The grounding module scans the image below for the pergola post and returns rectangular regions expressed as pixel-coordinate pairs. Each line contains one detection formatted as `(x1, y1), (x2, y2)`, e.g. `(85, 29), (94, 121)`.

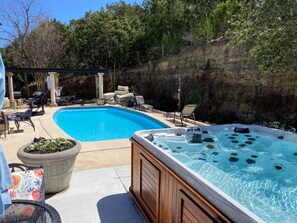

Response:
(98, 73), (104, 99)
(95, 75), (99, 98)
(49, 72), (58, 107)
(7, 72), (16, 108)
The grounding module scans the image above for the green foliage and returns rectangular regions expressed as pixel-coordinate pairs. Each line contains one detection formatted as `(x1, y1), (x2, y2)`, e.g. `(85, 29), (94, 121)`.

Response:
(3, 0), (295, 76)
(187, 86), (208, 104)
(231, 0), (297, 73)
(67, 2), (145, 69)
(145, 0), (199, 56)
(210, 0), (241, 38)
(24, 137), (74, 154)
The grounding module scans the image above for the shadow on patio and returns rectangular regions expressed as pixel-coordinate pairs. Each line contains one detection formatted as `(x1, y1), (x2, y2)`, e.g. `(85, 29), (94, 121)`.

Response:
(97, 193), (145, 223)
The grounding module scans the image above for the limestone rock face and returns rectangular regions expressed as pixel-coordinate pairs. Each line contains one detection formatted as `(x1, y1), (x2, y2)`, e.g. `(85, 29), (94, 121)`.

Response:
(117, 42), (297, 127)
(115, 93), (134, 103)
(103, 92), (115, 99)
(118, 86), (129, 91)
(114, 90), (129, 95)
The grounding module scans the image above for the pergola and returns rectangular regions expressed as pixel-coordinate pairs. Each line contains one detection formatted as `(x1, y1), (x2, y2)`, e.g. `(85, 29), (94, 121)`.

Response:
(5, 68), (108, 108)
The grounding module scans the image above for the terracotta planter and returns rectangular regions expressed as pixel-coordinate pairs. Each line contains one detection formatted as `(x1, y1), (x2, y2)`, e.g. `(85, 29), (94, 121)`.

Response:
(17, 139), (81, 194)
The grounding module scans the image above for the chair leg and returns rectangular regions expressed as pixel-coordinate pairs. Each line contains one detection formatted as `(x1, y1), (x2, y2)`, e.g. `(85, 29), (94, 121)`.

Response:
(14, 121), (20, 131)
(30, 119), (35, 131)
(3, 127), (6, 138)
(180, 114), (184, 127)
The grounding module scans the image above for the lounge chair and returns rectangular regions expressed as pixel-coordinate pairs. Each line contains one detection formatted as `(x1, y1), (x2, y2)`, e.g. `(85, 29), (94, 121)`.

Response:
(167, 104), (197, 126)
(14, 108), (35, 131)
(29, 90), (48, 116)
(135, 96), (153, 111)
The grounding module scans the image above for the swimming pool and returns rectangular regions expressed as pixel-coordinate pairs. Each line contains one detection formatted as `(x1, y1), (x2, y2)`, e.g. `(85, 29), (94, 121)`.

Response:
(132, 124), (297, 223)
(53, 106), (168, 142)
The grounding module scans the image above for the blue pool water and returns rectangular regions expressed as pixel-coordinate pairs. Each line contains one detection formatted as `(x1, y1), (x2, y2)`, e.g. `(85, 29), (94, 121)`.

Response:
(152, 128), (297, 223)
(54, 107), (168, 142)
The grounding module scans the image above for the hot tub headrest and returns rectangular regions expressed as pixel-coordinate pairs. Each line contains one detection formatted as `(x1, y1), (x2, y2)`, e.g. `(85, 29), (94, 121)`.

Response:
(145, 134), (154, 142)
(234, 127), (250, 134)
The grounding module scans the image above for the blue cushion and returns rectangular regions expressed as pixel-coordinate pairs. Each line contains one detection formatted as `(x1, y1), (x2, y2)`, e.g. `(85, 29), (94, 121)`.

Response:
(21, 109), (31, 119)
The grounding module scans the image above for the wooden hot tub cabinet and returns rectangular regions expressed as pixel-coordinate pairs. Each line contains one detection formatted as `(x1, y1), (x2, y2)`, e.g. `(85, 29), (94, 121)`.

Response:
(130, 138), (233, 223)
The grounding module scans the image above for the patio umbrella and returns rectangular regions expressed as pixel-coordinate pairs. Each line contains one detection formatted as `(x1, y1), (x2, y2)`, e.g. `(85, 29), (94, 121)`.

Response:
(0, 54), (5, 110)
(46, 75), (52, 90)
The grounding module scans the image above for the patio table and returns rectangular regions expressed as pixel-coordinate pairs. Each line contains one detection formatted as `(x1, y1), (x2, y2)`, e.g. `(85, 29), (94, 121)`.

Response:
(0, 200), (62, 223)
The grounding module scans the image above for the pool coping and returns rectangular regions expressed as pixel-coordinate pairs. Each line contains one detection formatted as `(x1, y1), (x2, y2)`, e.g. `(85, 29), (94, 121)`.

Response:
(40, 105), (176, 149)
(40, 105), (179, 170)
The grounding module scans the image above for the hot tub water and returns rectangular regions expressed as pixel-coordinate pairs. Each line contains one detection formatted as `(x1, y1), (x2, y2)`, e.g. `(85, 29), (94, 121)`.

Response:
(148, 126), (297, 223)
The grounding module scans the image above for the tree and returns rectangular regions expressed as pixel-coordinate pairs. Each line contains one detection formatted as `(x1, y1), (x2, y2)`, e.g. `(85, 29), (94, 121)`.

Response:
(21, 21), (66, 90)
(209, 0), (241, 38)
(0, 0), (46, 95)
(0, 0), (45, 48)
(68, 2), (145, 69)
(231, 0), (297, 73)
(1, 0), (66, 92)
(144, 0), (187, 56)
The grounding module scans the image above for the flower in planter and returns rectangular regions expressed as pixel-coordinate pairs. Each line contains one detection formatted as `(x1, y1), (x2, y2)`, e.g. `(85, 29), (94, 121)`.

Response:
(24, 137), (74, 154)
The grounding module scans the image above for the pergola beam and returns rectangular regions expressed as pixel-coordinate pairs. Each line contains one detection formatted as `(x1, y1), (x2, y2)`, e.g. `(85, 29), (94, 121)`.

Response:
(6, 68), (107, 74)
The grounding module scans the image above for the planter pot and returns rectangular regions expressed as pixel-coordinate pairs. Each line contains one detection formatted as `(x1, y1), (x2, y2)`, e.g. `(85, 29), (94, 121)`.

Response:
(17, 139), (81, 194)
(127, 102), (134, 107)
(97, 99), (105, 105)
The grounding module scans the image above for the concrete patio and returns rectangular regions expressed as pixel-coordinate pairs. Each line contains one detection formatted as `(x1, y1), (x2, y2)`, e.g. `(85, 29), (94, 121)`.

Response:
(46, 166), (145, 223)
(0, 105), (201, 222)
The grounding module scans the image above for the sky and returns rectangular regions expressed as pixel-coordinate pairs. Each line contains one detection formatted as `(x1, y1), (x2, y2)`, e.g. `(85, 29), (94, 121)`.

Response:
(40, 0), (143, 24)
(0, 0), (143, 47)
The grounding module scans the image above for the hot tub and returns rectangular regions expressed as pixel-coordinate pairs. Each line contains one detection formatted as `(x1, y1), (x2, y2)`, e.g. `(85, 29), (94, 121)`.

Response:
(130, 124), (297, 223)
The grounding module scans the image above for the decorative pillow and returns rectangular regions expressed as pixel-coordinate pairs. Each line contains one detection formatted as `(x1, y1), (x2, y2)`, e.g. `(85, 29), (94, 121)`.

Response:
(8, 169), (44, 201)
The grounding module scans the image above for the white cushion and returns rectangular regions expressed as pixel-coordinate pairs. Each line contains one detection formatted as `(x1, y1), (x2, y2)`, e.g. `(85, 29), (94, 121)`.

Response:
(118, 86), (129, 91)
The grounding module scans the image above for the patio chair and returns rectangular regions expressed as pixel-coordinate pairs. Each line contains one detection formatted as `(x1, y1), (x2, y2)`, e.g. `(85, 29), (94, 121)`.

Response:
(14, 108), (35, 131)
(8, 163), (45, 202)
(0, 111), (9, 137)
(167, 104), (197, 126)
(135, 95), (153, 111)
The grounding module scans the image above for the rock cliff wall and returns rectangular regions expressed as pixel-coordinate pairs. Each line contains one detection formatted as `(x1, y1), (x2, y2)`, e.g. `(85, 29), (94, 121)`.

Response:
(116, 41), (297, 126)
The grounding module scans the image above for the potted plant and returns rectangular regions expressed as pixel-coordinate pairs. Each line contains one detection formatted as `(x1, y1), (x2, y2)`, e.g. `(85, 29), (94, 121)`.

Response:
(17, 137), (81, 194)
(97, 98), (105, 105)
(127, 97), (135, 107)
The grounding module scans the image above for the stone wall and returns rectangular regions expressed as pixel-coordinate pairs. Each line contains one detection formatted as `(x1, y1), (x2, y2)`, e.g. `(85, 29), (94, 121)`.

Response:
(116, 41), (297, 127)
